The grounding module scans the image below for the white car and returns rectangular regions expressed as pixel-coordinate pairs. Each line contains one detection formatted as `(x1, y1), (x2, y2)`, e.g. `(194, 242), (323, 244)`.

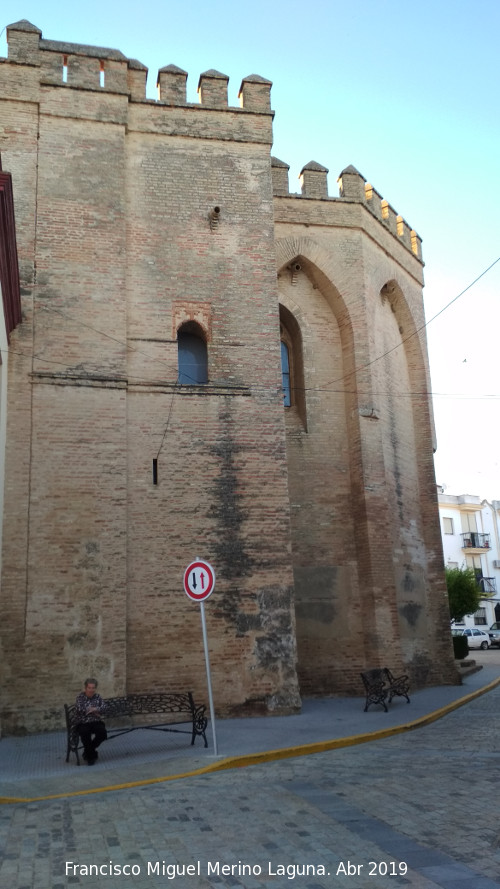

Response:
(451, 627), (491, 650)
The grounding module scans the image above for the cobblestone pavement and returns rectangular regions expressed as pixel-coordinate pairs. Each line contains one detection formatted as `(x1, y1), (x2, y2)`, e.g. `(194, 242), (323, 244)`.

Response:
(1, 683), (499, 889)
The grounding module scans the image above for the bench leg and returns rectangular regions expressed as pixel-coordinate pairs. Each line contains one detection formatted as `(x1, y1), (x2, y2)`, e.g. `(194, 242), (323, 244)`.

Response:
(364, 697), (388, 713)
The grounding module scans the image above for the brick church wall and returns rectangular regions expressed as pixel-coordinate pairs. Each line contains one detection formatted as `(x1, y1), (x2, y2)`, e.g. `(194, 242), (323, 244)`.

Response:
(0, 21), (457, 733)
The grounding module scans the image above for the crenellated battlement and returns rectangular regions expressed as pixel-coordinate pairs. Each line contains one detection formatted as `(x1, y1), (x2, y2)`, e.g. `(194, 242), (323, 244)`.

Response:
(271, 157), (422, 260)
(3, 20), (272, 112)
(2, 20), (421, 261)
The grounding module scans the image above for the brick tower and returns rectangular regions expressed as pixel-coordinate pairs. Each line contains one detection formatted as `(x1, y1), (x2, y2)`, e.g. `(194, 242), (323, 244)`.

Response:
(0, 21), (457, 733)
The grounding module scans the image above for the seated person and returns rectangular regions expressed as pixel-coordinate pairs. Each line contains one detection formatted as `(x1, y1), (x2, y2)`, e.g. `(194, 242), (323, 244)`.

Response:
(74, 677), (107, 765)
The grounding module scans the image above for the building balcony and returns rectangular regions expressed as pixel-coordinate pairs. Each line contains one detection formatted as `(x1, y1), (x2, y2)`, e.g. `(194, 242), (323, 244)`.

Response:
(478, 576), (497, 594)
(461, 532), (491, 549)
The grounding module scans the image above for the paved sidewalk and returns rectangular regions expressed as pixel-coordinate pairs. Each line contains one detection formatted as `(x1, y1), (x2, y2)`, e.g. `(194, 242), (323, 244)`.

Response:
(1, 664), (500, 889)
(1, 663), (499, 803)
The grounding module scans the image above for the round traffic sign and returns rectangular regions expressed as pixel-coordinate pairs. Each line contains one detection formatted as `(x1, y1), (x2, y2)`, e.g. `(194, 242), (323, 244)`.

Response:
(183, 560), (215, 601)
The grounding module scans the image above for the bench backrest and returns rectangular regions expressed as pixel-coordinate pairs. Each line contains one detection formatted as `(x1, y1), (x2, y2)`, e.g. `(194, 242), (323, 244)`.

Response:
(105, 692), (195, 718)
(360, 668), (388, 690)
(65, 691), (197, 728)
(383, 668), (399, 684)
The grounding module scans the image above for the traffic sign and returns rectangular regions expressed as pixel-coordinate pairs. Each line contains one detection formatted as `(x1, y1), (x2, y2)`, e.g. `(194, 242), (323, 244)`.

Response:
(182, 558), (218, 753)
(183, 560), (215, 601)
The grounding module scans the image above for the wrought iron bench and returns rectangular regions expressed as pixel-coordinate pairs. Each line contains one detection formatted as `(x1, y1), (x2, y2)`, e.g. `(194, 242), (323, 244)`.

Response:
(360, 668), (411, 712)
(65, 691), (208, 765)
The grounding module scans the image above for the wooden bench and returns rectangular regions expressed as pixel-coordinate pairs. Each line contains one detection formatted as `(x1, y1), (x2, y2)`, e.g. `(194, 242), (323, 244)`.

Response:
(360, 668), (410, 712)
(65, 691), (208, 765)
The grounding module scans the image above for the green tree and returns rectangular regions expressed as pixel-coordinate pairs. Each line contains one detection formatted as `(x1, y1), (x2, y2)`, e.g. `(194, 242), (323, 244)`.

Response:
(445, 566), (482, 623)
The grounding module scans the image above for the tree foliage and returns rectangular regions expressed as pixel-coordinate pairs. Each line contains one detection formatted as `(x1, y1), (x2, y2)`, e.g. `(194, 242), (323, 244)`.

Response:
(445, 566), (482, 623)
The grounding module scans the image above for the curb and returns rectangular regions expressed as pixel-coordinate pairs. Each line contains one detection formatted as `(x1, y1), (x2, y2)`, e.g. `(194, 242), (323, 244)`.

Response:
(2, 675), (499, 806)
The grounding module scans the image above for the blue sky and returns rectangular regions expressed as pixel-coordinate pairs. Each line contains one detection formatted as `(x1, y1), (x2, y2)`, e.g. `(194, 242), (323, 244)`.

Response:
(2, 0), (499, 498)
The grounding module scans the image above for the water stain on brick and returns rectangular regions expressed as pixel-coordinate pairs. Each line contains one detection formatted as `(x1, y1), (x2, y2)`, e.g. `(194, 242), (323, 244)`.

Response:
(294, 566), (339, 624)
(206, 408), (296, 680)
(67, 631), (89, 646)
(235, 612), (261, 635)
(254, 626), (295, 670)
(208, 403), (254, 626)
(254, 585), (296, 669)
(73, 540), (108, 604)
(208, 407), (251, 574)
(399, 601), (422, 627)
(407, 652), (432, 687)
(403, 570), (416, 593)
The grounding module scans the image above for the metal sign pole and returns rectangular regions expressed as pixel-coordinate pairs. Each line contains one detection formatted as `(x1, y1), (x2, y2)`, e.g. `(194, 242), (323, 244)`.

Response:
(199, 600), (218, 755)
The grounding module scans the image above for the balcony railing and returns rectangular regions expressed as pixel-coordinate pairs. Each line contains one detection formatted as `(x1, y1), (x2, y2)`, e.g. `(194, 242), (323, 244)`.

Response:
(461, 532), (491, 549)
(478, 576), (497, 594)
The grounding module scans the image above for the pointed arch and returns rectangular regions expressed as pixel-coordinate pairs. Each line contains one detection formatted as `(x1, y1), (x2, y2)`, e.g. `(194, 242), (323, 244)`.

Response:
(275, 236), (356, 388)
(378, 278), (435, 449)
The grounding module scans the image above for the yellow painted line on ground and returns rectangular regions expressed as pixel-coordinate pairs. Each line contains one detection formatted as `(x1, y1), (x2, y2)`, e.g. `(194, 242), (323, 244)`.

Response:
(2, 675), (499, 806)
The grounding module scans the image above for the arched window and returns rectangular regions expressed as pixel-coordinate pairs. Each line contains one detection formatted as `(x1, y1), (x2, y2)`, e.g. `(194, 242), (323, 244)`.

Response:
(279, 306), (307, 428)
(281, 340), (291, 406)
(177, 323), (208, 384)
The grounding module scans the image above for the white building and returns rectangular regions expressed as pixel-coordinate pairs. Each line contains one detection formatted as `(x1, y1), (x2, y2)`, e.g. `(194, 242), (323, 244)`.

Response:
(438, 489), (500, 629)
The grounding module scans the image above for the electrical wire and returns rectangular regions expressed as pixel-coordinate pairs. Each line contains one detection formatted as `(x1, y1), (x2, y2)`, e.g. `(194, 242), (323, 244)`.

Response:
(6, 336), (499, 400)
(313, 255), (500, 392)
(4, 255), (499, 400)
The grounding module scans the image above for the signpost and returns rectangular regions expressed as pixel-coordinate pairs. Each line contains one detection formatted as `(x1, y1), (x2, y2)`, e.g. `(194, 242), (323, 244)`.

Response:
(183, 559), (218, 754)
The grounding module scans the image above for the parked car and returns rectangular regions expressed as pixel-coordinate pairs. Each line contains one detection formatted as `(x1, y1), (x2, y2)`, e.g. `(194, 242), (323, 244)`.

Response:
(451, 627), (491, 650)
(488, 622), (500, 647)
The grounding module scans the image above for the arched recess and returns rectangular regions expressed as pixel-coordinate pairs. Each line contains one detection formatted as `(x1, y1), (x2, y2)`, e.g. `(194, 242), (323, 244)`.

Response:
(277, 248), (357, 399)
(378, 278), (436, 449)
(375, 278), (441, 674)
(276, 237), (355, 354)
(275, 239), (366, 695)
(177, 320), (208, 385)
(276, 239), (362, 537)
(378, 277), (435, 492)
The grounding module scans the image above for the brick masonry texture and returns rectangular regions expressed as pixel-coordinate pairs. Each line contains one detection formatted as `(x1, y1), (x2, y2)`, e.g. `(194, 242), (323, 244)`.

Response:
(0, 21), (457, 733)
